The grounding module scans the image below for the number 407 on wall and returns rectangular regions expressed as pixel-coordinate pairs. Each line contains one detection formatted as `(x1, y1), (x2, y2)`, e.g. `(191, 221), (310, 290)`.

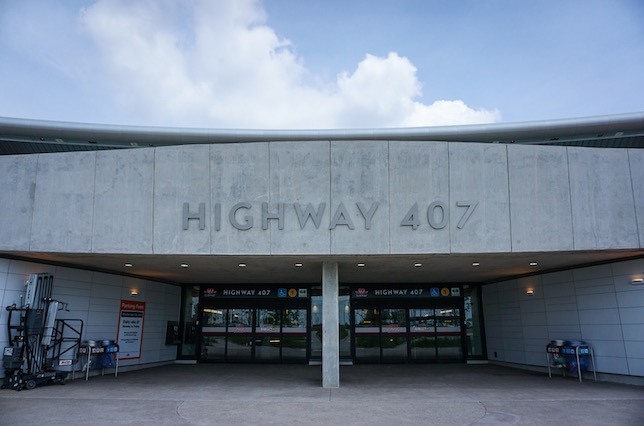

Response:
(400, 201), (478, 230)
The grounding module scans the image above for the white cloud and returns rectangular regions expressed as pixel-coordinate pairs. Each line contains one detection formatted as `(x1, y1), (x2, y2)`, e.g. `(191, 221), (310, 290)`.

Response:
(76, 0), (499, 128)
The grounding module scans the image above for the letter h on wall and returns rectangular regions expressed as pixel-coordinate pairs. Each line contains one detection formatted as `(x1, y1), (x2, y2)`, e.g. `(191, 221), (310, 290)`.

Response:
(183, 202), (206, 230)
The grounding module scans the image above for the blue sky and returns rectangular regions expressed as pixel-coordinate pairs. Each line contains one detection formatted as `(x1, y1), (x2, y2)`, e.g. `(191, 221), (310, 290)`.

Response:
(1, 0), (643, 129)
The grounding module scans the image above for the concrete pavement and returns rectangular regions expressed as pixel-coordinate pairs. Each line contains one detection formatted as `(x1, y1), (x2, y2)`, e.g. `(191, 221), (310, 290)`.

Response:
(1, 363), (643, 425)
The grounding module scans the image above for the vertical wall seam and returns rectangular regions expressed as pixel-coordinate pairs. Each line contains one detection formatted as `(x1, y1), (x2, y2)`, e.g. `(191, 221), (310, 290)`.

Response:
(151, 148), (156, 254)
(387, 140), (391, 255)
(208, 144), (212, 254)
(268, 142), (272, 255)
(328, 140), (332, 255)
(447, 143), (452, 254)
(28, 154), (41, 252)
(611, 263), (631, 375)
(90, 151), (98, 253)
(626, 149), (642, 248)
(505, 145), (513, 252)
(566, 147), (576, 250)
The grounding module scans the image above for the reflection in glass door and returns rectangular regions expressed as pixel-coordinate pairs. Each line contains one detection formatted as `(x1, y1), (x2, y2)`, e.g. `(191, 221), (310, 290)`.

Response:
(354, 308), (380, 362)
(353, 305), (464, 363)
(254, 309), (281, 361)
(200, 307), (308, 363)
(410, 309), (436, 362)
(282, 309), (307, 362)
(381, 308), (407, 362)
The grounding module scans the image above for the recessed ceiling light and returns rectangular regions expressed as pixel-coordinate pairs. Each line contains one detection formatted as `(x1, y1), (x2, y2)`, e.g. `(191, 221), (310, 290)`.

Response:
(295, 263), (303, 267)
(472, 262), (480, 267)
(414, 263), (422, 267)
(239, 263), (246, 267)
(357, 263), (365, 267)
(124, 263), (133, 267)
(180, 264), (189, 268)
(530, 262), (538, 266)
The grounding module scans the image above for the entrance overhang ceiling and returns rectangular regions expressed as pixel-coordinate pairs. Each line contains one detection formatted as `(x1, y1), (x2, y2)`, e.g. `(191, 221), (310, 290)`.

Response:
(3, 250), (642, 286)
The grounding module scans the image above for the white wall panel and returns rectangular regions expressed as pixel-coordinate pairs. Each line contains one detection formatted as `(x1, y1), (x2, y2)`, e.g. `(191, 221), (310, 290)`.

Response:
(484, 258), (644, 377)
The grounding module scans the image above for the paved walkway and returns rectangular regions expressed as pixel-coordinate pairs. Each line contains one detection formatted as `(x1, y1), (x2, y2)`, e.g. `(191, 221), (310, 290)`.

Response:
(1, 363), (643, 425)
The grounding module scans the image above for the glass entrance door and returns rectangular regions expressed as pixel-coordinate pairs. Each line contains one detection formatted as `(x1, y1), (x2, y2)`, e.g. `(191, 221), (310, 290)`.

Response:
(200, 307), (308, 363)
(353, 304), (464, 363)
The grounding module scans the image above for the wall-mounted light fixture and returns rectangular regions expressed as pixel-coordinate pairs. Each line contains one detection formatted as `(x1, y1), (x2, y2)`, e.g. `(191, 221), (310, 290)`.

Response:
(526, 289), (534, 296)
(130, 289), (139, 296)
(632, 278), (644, 285)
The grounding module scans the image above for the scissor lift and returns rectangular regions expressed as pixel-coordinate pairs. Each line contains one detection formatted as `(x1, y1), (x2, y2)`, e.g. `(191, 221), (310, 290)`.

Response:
(2, 273), (83, 391)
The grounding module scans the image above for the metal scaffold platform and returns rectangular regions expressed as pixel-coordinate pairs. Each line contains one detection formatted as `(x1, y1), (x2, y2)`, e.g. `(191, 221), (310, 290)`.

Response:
(2, 273), (83, 391)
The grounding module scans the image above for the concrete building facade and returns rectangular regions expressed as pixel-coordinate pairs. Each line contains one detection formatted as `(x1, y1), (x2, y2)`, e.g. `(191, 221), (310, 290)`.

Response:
(1, 114), (643, 387)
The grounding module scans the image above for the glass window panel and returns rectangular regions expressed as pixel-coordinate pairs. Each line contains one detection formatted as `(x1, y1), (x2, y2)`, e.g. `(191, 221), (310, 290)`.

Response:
(410, 308), (435, 333)
(254, 336), (281, 360)
(226, 335), (253, 360)
(381, 308), (406, 333)
(310, 296), (322, 361)
(355, 308), (380, 333)
(200, 335), (225, 360)
(180, 286), (199, 357)
(282, 335), (307, 361)
(228, 309), (252, 333)
(339, 295), (351, 360)
(437, 336), (463, 360)
(282, 309), (307, 333)
(410, 336), (437, 361)
(202, 308), (227, 333)
(381, 336), (407, 361)
(436, 308), (461, 333)
(464, 288), (484, 358)
(256, 309), (281, 333)
(355, 335), (380, 362)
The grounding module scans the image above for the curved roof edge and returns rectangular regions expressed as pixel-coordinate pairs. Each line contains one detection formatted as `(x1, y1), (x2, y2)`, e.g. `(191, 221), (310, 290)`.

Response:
(1, 112), (644, 154)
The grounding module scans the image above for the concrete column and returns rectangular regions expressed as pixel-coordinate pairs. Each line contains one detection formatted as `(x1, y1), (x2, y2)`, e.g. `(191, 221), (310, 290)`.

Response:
(322, 261), (340, 388)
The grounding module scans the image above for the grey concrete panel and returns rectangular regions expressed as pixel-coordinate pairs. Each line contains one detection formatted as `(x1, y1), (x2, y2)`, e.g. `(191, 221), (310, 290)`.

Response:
(568, 147), (639, 249)
(330, 141), (389, 254)
(154, 145), (211, 254)
(322, 262), (339, 388)
(268, 142), (331, 254)
(507, 145), (573, 252)
(30, 152), (96, 252)
(628, 149), (644, 247)
(210, 143), (270, 254)
(448, 143), (511, 253)
(389, 141), (449, 253)
(0, 155), (37, 250)
(93, 149), (154, 253)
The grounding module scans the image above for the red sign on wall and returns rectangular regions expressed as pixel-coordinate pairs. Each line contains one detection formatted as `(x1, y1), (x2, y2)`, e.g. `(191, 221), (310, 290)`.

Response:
(116, 300), (146, 360)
